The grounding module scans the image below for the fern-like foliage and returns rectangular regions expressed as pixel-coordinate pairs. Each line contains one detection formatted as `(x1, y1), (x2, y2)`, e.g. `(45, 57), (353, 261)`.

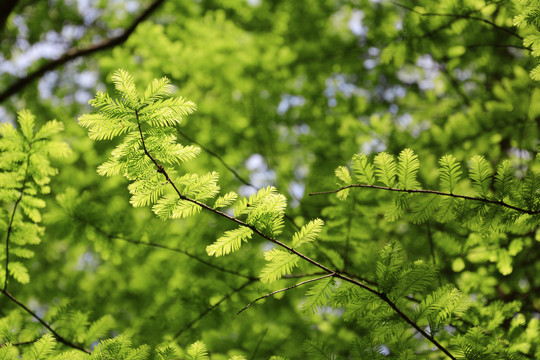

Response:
(291, 219), (324, 248)
(469, 155), (493, 197)
(206, 227), (253, 257)
(259, 249), (299, 283)
(0, 110), (69, 287)
(186, 341), (209, 360)
(414, 284), (470, 333)
(374, 152), (397, 187)
(330, 150), (540, 231)
(439, 154), (462, 193)
(351, 153), (375, 185)
(397, 148), (420, 190)
(82, 72), (327, 292)
(301, 276), (336, 313)
(514, 1), (540, 81)
(303, 339), (337, 360)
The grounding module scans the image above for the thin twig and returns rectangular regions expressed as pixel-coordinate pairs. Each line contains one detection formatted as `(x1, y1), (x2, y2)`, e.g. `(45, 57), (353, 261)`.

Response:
(0, 0), (165, 103)
(237, 274), (335, 315)
(173, 279), (255, 339)
(0, 290), (91, 353)
(177, 128), (301, 232)
(177, 129), (255, 188)
(73, 214), (255, 280)
(4, 155), (30, 291)
(309, 184), (539, 215)
(0, 338), (39, 348)
(391, 1), (524, 42)
(283, 272), (327, 279)
(250, 328), (268, 360)
(135, 114), (457, 359)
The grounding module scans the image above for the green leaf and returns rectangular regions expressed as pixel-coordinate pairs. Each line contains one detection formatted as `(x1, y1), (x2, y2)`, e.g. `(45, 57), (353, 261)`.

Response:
(391, 260), (437, 299)
(139, 97), (197, 127)
(531, 63), (540, 81)
(29, 334), (56, 360)
(152, 194), (202, 219)
(142, 76), (174, 104)
(376, 242), (404, 293)
(8, 262), (30, 284)
(186, 341), (209, 360)
(303, 339), (336, 360)
(17, 109), (35, 142)
(469, 155), (493, 197)
(260, 249), (299, 283)
(0, 343), (18, 360)
(34, 120), (64, 141)
(111, 69), (140, 108)
(436, 197), (459, 222)
(213, 191), (238, 209)
(155, 347), (178, 360)
(374, 152), (397, 187)
(351, 154), (375, 185)
(206, 226), (253, 257)
(397, 148), (420, 189)
(128, 176), (167, 207)
(411, 194), (440, 224)
(291, 219), (324, 248)
(85, 315), (115, 344)
(301, 277), (335, 313)
(494, 160), (515, 200)
(335, 166), (352, 185)
(439, 155), (462, 193)
(415, 285), (470, 328)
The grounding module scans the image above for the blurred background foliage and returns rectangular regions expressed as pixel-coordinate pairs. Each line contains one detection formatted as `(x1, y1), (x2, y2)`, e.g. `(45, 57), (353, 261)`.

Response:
(0, 0), (539, 358)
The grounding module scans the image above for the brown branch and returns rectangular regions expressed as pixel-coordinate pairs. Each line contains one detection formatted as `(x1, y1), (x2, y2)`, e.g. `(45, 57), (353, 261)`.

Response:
(173, 279), (255, 339)
(237, 274), (335, 315)
(0, 290), (91, 353)
(309, 184), (539, 215)
(135, 114), (457, 359)
(0, 0), (165, 104)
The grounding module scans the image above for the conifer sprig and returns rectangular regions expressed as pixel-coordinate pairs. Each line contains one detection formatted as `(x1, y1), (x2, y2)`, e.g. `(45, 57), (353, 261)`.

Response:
(310, 183), (538, 214)
(0, 110), (70, 289)
(81, 71), (459, 359)
(312, 150), (540, 217)
(0, 290), (91, 354)
(237, 273), (335, 314)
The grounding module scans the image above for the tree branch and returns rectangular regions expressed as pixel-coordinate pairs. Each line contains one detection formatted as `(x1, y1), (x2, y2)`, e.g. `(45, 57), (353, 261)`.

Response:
(238, 274), (335, 315)
(0, 290), (91, 353)
(0, 0), (165, 104)
(135, 113), (457, 359)
(309, 184), (539, 215)
(177, 128), (302, 232)
(0, 339), (38, 348)
(391, 1), (525, 42)
(173, 279), (255, 339)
